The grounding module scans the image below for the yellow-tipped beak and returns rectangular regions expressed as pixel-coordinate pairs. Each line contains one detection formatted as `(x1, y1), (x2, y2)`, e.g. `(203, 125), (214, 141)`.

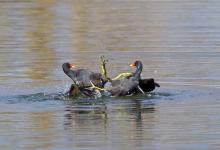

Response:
(70, 64), (76, 68)
(129, 63), (135, 68)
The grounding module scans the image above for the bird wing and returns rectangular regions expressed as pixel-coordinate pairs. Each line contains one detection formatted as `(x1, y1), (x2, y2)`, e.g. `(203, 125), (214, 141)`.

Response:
(105, 77), (139, 96)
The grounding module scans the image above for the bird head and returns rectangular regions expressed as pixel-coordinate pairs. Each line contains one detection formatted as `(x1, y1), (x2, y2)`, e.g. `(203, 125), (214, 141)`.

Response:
(67, 63), (75, 69)
(129, 60), (142, 68)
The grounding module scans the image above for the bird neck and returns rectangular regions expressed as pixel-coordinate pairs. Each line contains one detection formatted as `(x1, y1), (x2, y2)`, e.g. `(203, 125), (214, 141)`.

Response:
(134, 64), (142, 79)
(63, 65), (70, 74)
(63, 64), (76, 77)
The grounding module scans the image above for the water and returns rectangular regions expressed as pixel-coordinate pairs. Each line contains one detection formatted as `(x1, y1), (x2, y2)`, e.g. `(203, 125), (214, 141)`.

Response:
(0, 0), (220, 149)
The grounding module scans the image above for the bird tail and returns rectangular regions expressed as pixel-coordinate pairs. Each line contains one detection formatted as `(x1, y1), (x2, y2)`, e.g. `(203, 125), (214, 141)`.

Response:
(154, 82), (160, 87)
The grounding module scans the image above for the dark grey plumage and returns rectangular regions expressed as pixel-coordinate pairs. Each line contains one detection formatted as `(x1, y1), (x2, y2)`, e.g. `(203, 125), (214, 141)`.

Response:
(62, 62), (106, 88)
(139, 78), (160, 92)
(104, 61), (143, 96)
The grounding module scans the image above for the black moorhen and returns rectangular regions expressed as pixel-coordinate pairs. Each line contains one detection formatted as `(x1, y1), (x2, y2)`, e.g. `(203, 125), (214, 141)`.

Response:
(62, 62), (106, 88)
(65, 84), (101, 98)
(139, 78), (160, 93)
(104, 60), (143, 96)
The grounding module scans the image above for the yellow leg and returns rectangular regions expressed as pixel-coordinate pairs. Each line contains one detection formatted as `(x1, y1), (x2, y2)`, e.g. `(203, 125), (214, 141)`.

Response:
(90, 81), (106, 91)
(112, 72), (132, 80)
(100, 56), (108, 79)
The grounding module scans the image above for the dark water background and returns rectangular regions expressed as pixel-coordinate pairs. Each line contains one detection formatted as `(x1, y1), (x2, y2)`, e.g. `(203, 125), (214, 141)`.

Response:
(0, 0), (220, 149)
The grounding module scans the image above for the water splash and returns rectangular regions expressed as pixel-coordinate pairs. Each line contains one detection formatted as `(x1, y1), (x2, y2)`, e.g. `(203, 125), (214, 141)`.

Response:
(0, 84), (177, 106)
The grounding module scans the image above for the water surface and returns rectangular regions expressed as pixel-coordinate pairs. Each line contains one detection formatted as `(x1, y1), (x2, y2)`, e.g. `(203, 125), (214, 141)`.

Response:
(0, 0), (220, 150)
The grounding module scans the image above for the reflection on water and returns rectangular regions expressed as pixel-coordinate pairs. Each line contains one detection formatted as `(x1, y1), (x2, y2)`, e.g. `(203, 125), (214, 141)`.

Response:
(25, 1), (55, 81)
(61, 96), (156, 149)
(0, 0), (220, 150)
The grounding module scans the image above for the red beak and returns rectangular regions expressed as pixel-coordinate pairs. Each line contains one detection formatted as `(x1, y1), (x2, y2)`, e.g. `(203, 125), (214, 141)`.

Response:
(129, 63), (135, 68)
(70, 64), (76, 69)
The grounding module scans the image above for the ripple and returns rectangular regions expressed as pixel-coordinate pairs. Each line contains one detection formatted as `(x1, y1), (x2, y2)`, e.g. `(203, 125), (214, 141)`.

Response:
(0, 89), (176, 105)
